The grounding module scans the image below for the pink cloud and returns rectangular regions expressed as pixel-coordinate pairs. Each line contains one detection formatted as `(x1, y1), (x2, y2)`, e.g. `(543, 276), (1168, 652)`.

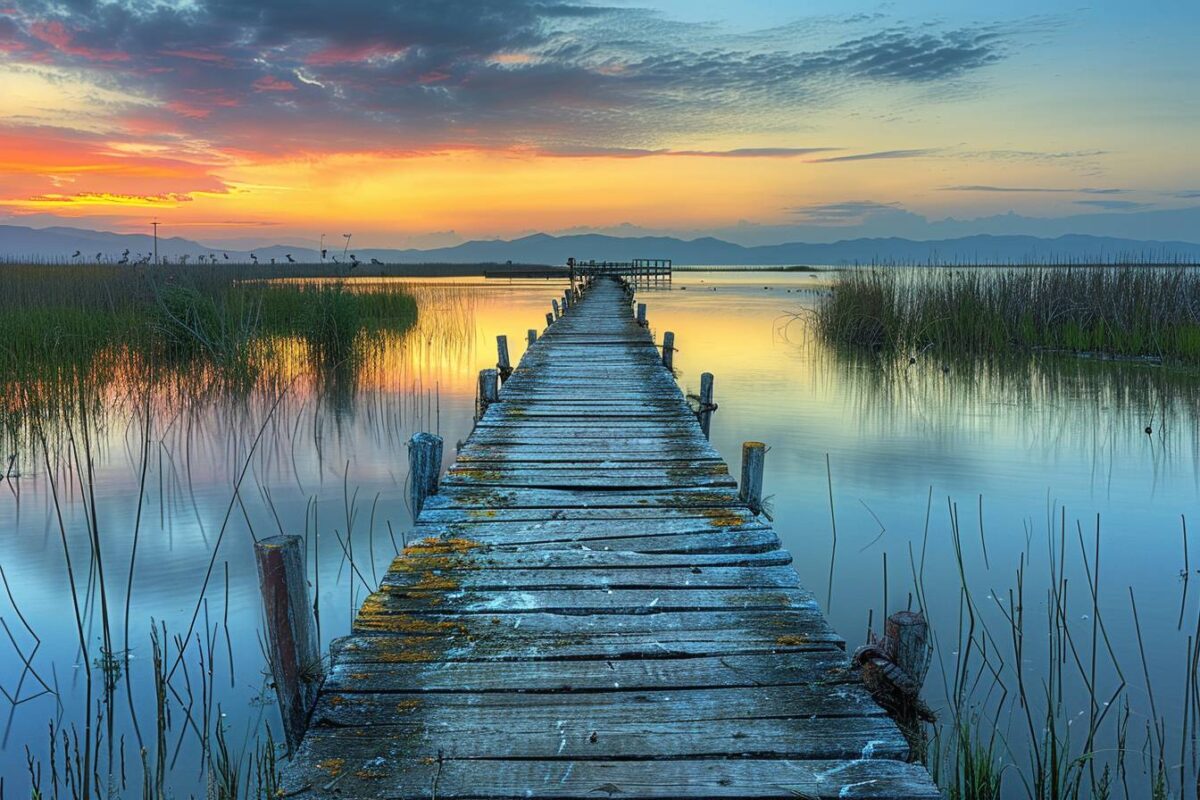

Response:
(253, 75), (297, 92)
(28, 20), (129, 62)
(304, 42), (404, 66)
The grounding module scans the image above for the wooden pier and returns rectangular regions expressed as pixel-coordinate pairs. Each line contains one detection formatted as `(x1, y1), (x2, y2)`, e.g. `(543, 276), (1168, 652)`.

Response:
(570, 258), (672, 289)
(279, 277), (938, 798)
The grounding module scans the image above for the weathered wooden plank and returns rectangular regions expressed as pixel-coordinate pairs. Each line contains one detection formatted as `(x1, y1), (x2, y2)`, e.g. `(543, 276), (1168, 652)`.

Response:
(381, 565), (802, 591)
(359, 586), (814, 616)
(391, 547), (792, 570)
(422, 486), (745, 510)
(310, 683), (891, 727)
(293, 715), (910, 761)
(282, 757), (939, 799)
(323, 650), (853, 692)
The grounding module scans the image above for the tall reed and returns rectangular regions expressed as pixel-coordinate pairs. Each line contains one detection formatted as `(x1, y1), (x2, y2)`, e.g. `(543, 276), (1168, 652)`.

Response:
(813, 266), (1200, 364)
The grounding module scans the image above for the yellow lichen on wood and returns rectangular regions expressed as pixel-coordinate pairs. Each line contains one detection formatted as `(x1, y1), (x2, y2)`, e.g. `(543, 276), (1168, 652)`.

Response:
(318, 758), (345, 776)
(776, 634), (810, 646)
(701, 507), (746, 527)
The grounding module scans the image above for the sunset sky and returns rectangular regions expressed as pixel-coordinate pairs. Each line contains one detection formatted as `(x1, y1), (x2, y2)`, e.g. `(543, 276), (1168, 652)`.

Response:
(1, 0), (1197, 248)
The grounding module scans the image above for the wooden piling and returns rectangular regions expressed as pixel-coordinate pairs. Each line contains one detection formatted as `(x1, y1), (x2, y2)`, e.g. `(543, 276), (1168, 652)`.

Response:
(254, 535), (322, 755)
(739, 441), (766, 515)
(698, 372), (715, 439)
(407, 432), (443, 517)
(662, 331), (675, 371)
(545, 311), (554, 328)
(497, 335), (512, 382)
(527, 329), (538, 345)
(552, 299), (561, 319)
(636, 302), (647, 327)
(477, 368), (499, 421)
(853, 610), (935, 752)
(885, 611), (932, 689)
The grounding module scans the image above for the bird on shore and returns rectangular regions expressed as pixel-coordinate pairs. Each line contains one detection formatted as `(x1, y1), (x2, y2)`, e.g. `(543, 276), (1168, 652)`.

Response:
(95, 252), (103, 262)
(71, 250), (81, 259)
(223, 252), (229, 260)
(286, 254), (295, 263)
(350, 253), (359, 266)
(250, 253), (258, 264)
(370, 258), (383, 265)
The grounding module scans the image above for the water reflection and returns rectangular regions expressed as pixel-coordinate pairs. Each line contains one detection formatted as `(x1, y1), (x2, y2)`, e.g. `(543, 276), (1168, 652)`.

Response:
(0, 272), (1195, 797)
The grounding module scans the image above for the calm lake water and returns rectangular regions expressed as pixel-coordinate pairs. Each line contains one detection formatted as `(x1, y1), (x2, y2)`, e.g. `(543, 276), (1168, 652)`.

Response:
(1, 271), (1195, 795)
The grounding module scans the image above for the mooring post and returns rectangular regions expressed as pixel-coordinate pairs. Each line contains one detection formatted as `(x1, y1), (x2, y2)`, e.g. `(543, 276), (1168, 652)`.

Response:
(254, 535), (322, 755)
(563, 290), (571, 311)
(407, 432), (443, 517)
(662, 331), (675, 371)
(476, 368), (499, 421)
(886, 611), (932, 688)
(698, 372), (715, 439)
(636, 302), (647, 327)
(545, 311), (554, 328)
(552, 299), (561, 319)
(739, 441), (765, 515)
(852, 609), (935, 751)
(497, 335), (512, 382)
(527, 329), (537, 346)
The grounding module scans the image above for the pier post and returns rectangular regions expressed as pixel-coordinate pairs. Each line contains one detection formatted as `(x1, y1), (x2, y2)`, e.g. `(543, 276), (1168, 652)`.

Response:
(254, 535), (322, 755)
(497, 335), (512, 382)
(527, 329), (538, 345)
(662, 331), (675, 371)
(636, 303), (647, 327)
(545, 312), (554, 328)
(698, 372), (715, 439)
(886, 611), (932, 689)
(477, 368), (499, 421)
(739, 441), (766, 515)
(408, 432), (443, 517)
(552, 299), (561, 319)
(563, 290), (572, 312)
(853, 610), (934, 751)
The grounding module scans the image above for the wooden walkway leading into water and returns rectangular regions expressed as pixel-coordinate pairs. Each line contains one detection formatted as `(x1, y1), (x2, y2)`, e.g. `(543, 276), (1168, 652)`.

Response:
(281, 277), (938, 798)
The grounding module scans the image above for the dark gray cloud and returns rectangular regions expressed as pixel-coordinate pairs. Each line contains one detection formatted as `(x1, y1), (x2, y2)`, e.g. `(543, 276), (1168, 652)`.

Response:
(788, 200), (905, 222)
(2, 2), (1027, 155)
(943, 185), (1126, 194)
(811, 149), (939, 163)
(1075, 200), (1153, 211)
(540, 146), (840, 158)
(811, 28), (1004, 82)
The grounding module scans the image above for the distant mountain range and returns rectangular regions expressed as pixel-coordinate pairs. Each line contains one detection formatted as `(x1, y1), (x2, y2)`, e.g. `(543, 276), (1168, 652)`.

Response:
(2, 224), (1199, 266)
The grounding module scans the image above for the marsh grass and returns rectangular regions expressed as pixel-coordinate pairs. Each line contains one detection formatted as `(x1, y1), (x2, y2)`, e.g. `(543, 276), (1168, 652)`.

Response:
(0, 264), (417, 450)
(0, 264), (417, 376)
(814, 266), (1200, 364)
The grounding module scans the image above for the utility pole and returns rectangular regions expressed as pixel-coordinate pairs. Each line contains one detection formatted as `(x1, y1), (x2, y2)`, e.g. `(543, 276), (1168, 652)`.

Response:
(152, 220), (159, 265)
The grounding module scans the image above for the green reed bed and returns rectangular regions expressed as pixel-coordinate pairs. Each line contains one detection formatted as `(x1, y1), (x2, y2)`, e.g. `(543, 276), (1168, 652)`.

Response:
(0, 264), (417, 373)
(814, 266), (1200, 364)
(0, 264), (418, 451)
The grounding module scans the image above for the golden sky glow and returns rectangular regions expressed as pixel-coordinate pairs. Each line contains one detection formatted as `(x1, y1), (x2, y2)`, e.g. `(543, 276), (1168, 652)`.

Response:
(0, 1), (1196, 247)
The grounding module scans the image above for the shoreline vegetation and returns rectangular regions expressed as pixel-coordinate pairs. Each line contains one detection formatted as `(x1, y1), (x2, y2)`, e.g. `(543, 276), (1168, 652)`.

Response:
(812, 266), (1200, 366)
(0, 263), (418, 373)
(0, 263), (419, 449)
